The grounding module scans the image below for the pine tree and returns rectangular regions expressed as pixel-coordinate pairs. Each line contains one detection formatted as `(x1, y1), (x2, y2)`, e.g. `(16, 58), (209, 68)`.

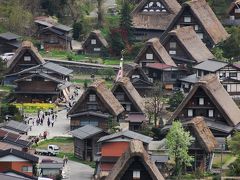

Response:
(119, 1), (134, 44)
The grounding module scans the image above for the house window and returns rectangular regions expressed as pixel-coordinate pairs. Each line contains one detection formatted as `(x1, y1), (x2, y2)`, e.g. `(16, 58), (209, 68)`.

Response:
(132, 75), (140, 79)
(169, 50), (176, 55)
(91, 39), (96, 45)
(24, 56), (31, 61)
(170, 42), (176, 49)
(133, 170), (140, 179)
(197, 33), (204, 39)
(229, 72), (237, 77)
(184, 16), (191, 23)
(126, 104), (131, 111)
(194, 25), (199, 31)
(153, 72), (157, 78)
(208, 110), (214, 117)
(22, 166), (32, 172)
(188, 109), (193, 117)
(89, 94), (96, 102)
(199, 98), (204, 105)
(146, 53), (153, 60)
(94, 48), (101, 52)
(88, 105), (97, 110)
(80, 120), (98, 126)
(116, 94), (124, 101)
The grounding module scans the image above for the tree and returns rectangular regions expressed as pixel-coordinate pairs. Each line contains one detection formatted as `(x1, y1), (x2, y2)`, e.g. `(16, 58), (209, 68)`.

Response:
(145, 82), (165, 127)
(0, 60), (6, 84)
(97, 0), (104, 28)
(119, 1), (134, 45)
(228, 132), (240, 176)
(72, 22), (83, 40)
(218, 26), (240, 60)
(109, 29), (125, 56)
(98, 67), (115, 80)
(168, 91), (184, 111)
(166, 121), (193, 179)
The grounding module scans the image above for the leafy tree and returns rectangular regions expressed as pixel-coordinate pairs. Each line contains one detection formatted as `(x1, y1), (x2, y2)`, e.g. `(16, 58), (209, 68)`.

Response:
(218, 27), (240, 59)
(166, 121), (193, 179)
(109, 30), (125, 56)
(145, 82), (165, 127)
(0, 60), (6, 84)
(228, 132), (240, 176)
(168, 91), (184, 111)
(98, 67), (115, 80)
(119, 1), (134, 45)
(97, 0), (104, 28)
(72, 22), (83, 40)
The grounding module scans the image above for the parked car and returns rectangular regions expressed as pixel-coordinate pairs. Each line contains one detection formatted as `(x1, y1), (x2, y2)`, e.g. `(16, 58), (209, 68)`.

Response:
(35, 144), (60, 156)
(0, 52), (15, 61)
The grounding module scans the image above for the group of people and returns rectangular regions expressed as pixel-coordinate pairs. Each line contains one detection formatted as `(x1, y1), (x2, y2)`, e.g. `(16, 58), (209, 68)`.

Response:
(32, 109), (57, 128)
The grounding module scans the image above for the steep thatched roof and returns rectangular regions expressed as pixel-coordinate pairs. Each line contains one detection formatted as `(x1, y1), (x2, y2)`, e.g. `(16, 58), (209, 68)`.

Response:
(68, 80), (124, 116)
(7, 41), (45, 73)
(167, 27), (215, 63)
(186, 117), (218, 153)
(123, 63), (150, 82)
(105, 140), (165, 180)
(83, 30), (108, 48)
(134, 38), (176, 66)
(227, 0), (240, 14)
(112, 77), (145, 113)
(170, 74), (240, 126)
(131, 0), (181, 31)
(162, 0), (229, 45)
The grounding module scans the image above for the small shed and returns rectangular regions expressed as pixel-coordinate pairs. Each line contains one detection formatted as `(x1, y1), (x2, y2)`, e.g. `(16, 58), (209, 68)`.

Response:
(70, 125), (108, 161)
(39, 161), (63, 178)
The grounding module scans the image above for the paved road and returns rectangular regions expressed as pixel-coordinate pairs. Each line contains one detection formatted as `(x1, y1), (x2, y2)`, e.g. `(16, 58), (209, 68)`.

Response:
(90, 0), (116, 17)
(28, 109), (70, 138)
(38, 156), (94, 180)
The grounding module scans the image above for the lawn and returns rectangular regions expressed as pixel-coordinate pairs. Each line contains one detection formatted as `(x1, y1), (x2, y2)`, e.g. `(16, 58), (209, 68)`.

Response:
(32, 137), (95, 168)
(212, 153), (234, 168)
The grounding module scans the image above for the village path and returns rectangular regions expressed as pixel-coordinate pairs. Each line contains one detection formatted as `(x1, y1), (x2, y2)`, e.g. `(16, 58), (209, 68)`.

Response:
(38, 156), (94, 180)
(28, 87), (83, 138)
(28, 109), (71, 138)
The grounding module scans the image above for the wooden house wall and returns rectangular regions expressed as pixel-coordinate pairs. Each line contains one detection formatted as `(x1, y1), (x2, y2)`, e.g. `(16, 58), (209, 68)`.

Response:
(134, 29), (163, 41)
(38, 31), (71, 51)
(74, 132), (105, 161)
(16, 80), (58, 92)
(120, 157), (153, 180)
(84, 34), (105, 54)
(163, 36), (191, 64)
(177, 87), (227, 123)
(171, 7), (213, 48)
(70, 115), (109, 131)
(10, 51), (41, 74)
(113, 86), (139, 112)
(70, 90), (111, 114)
(137, 46), (162, 66)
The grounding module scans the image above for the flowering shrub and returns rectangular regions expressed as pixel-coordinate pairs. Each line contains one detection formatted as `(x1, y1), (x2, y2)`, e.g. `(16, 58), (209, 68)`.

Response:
(13, 103), (56, 113)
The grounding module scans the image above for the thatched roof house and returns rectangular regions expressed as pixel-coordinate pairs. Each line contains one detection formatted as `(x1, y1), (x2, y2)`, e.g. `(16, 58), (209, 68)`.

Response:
(112, 77), (145, 113)
(105, 139), (165, 180)
(82, 30), (108, 54)
(68, 80), (124, 117)
(131, 0), (181, 31)
(186, 116), (218, 153)
(135, 38), (176, 67)
(162, 26), (215, 64)
(161, 0), (229, 48)
(167, 74), (240, 136)
(6, 41), (45, 74)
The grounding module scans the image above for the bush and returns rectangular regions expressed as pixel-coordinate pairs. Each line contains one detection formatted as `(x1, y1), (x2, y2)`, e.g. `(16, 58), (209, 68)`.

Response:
(13, 103), (56, 113)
